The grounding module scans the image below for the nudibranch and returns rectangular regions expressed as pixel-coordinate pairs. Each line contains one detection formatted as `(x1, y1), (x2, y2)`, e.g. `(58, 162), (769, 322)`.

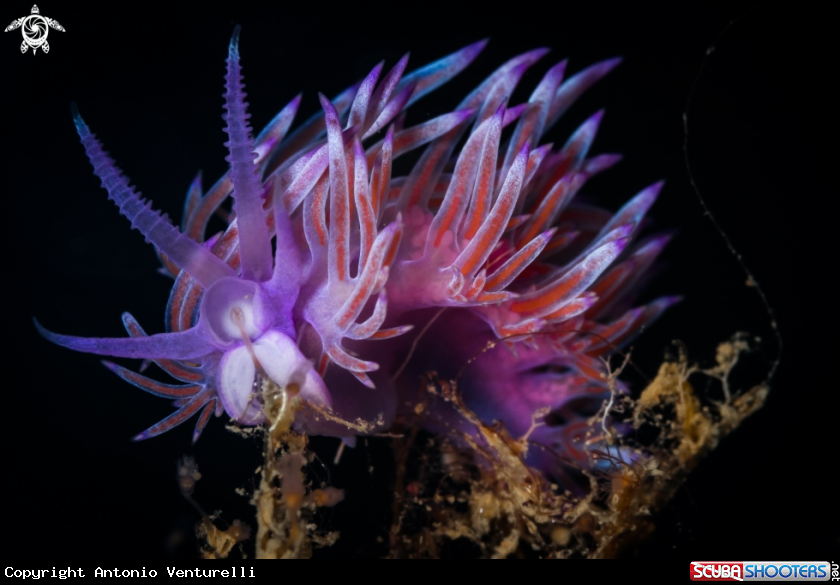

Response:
(36, 26), (677, 482)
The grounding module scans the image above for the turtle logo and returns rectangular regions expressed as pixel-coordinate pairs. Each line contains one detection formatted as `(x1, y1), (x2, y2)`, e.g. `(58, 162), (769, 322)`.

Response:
(4, 5), (65, 54)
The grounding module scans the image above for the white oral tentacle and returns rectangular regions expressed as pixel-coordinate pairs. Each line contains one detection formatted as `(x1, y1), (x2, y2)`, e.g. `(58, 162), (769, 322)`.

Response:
(218, 331), (332, 425)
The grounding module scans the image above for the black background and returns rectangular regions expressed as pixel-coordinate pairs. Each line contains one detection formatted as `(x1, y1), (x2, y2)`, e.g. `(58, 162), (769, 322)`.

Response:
(5, 1), (836, 558)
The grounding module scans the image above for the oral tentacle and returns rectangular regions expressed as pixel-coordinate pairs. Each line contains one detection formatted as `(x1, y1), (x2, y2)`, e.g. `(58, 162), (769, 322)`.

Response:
(35, 319), (216, 360)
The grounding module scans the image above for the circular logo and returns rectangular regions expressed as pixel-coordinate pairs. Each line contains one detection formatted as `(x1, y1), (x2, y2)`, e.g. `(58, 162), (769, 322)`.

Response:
(22, 14), (48, 49)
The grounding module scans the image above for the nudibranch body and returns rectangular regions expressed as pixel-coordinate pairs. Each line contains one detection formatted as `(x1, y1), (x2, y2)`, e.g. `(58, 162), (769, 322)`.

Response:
(37, 27), (677, 481)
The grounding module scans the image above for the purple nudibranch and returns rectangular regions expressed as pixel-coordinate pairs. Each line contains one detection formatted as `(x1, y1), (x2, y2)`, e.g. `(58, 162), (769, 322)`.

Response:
(37, 28), (678, 483)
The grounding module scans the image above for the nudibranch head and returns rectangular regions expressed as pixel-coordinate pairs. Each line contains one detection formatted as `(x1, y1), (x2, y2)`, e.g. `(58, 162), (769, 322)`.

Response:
(36, 27), (677, 483)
